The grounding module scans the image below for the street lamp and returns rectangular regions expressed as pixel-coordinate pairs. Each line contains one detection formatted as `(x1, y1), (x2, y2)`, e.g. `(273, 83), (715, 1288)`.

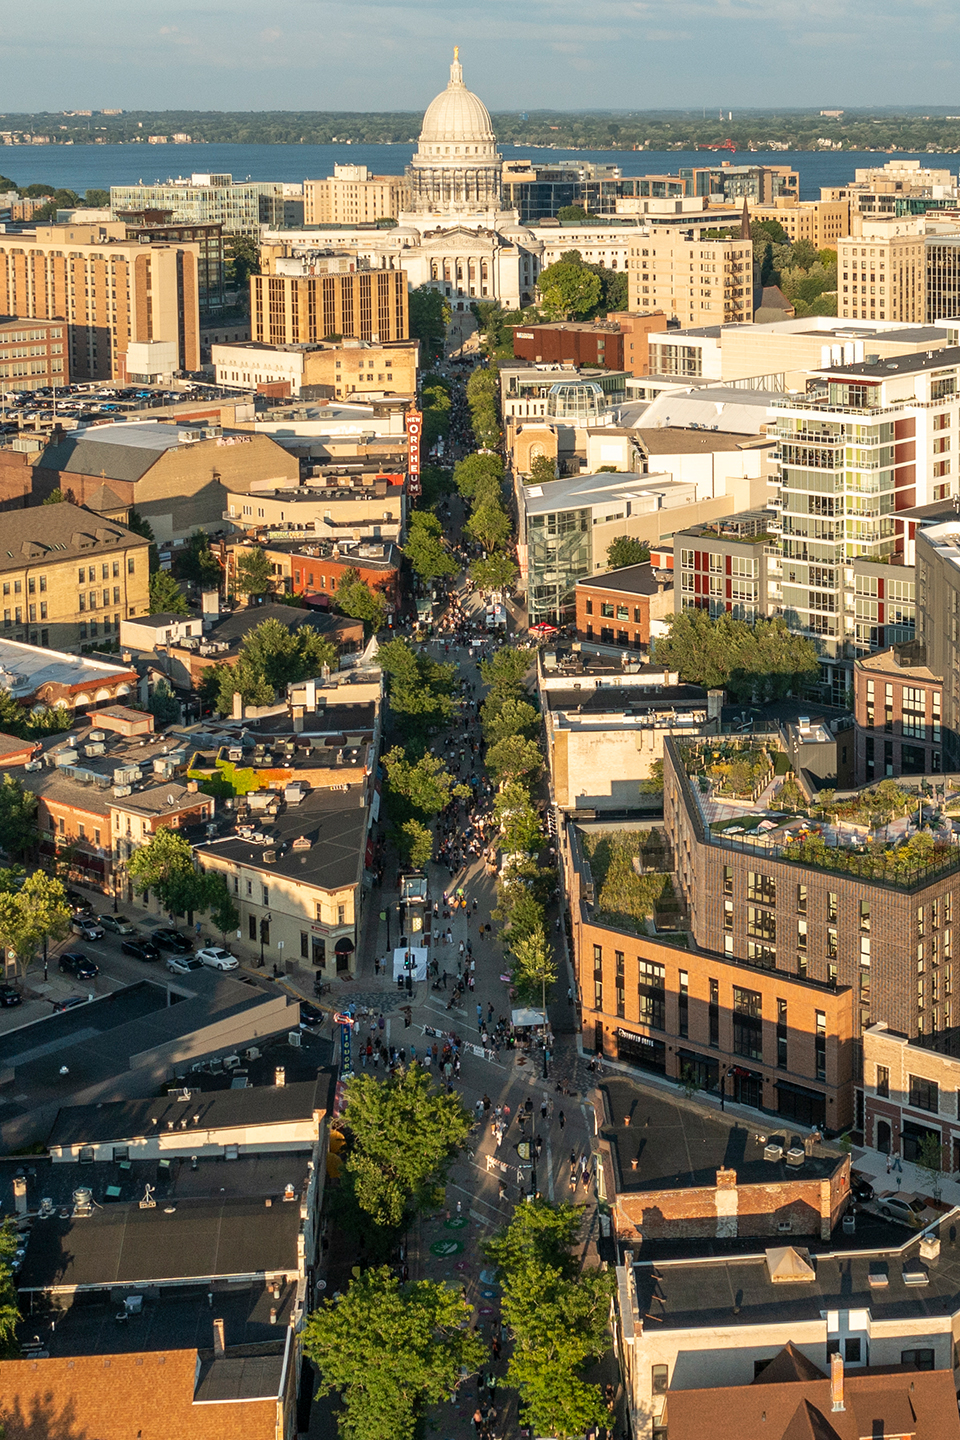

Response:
(541, 972), (549, 1079)
(720, 1066), (729, 1112)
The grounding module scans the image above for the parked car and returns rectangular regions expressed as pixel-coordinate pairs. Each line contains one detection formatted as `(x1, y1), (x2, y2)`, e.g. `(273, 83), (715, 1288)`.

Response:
(298, 1001), (324, 1028)
(121, 938), (161, 962)
(58, 952), (99, 980)
(195, 946), (239, 971)
(0, 984), (21, 1007)
(71, 917), (104, 941)
(875, 1191), (939, 1229)
(851, 1172), (875, 1205)
(152, 929), (193, 954)
(99, 915), (135, 936)
(166, 955), (204, 975)
(66, 890), (94, 914)
(52, 995), (88, 1012)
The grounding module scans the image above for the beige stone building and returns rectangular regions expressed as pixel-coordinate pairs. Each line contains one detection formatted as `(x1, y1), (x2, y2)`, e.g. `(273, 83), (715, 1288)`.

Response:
(0, 221), (201, 380)
(303, 166), (407, 225)
(223, 475), (406, 542)
(627, 231), (754, 327)
(838, 233), (926, 323)
(212, 338), (419, 400)
(33, 420), (298, 543)
(249, 267), (409, 346)
(749, 197), (850, 251)
(0, 503), (149, 651)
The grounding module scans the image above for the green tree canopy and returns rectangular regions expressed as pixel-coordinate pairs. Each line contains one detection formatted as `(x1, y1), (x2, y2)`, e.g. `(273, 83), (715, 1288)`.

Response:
(511, 923), (557, 1006)
(453, 452), (503, 501)
(404, 511), (458, 582)
(234, 547), (274, 597)
(334, 567), (387, 633)
(480, 646), (533, 695)
(606, 535), (650, 569)
(383, 747), (469, 817)
(483, 694), (540, 746)
(465, 499), (512, 553)
(529, 454), (557, 485)
(226, 232), (260, 295)
(537, 260), (602, 320)
(148, 570), (189, 617)
(302, 1267), (484, 1440)
(0, 776), (37, 858)
(176, 530), (222, 588)
(556, 204), (598, 222)
(147, 678), (180, 727)
(0, 869), (71, 977)
(486, 733), (543, 788)
(494, 782), (545, 855)
(485, 1200), (613, 1440)
(0, 1216), (19, 1356)
(342, 1065), (473, 1227)
(377, 638), (456, 740)
(470, 550), (518, 595)
(420, 373), (453, 448)
(654, 610), (819, 701)
(128, 826), (210, 918)
(408, 286), (450, 362)
(205, 872), (240, 941)
(212, 618), (338, 714)
(399, 818), (433, 870)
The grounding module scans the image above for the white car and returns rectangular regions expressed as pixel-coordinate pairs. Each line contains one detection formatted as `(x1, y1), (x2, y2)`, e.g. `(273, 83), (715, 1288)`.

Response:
(166, 955), (205, 975)
(195, 946), (239, 971)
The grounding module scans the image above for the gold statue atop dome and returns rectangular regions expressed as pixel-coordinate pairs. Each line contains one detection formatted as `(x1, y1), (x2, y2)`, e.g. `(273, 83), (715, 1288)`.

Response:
(454, 45), (459, 61)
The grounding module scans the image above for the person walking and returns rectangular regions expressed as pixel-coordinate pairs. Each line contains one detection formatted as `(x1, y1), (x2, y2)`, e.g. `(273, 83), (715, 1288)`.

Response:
(559, 1110), (566, 1131)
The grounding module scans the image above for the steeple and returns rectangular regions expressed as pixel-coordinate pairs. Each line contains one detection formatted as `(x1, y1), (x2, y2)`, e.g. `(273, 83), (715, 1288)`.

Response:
(740, 196), (751, 240)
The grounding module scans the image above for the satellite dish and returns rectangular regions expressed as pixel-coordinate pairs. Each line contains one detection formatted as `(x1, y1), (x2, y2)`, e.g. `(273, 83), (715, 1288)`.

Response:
(166, 794), (175, 805)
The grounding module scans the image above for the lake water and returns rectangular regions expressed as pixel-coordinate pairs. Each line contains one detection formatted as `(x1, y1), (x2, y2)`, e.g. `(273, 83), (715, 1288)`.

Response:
(2, 144), (958, 202)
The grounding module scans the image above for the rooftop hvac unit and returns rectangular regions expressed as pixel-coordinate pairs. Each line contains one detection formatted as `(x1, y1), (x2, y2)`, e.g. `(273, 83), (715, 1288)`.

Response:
(785, 1147), (805, 1168)
(88, 731), (106, 743)
(113, 784), (132, 797)
(287, 1031), (302, 1048)
(763, 1144), (784, 1163)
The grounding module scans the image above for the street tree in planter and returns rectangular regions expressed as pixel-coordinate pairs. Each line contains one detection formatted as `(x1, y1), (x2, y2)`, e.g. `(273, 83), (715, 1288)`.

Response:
(485, 733), (543, 788)
(334, 567), (388, 633)
(404, 512), (458, 583)
(383, 747), (469, 817)
(302, 1267), (483, 1440)
(400, 818), (433, 870)
(206, 873), (240, 943)
(0, 777), (38, 859)
(469, 550), (518, 595)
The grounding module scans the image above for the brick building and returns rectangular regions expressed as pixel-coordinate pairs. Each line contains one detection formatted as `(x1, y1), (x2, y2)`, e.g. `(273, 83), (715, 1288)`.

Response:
(226, 537), (401, 609)
(601, 1078), (851, 1244)
(0, 316), (68, 392)
(212, 337), (419, 400)
(563, 820), (856, 1130)
(863, 1021), (960, 1169)
(853, 643), (945, 783)
(663, 735), (960, 1052)
(512, 314), (668, 378)
(575, 562), (674, 648)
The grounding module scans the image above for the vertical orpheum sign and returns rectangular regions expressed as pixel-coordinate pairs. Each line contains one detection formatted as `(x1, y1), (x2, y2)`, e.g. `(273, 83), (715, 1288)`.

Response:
(406, 409), (423, 497)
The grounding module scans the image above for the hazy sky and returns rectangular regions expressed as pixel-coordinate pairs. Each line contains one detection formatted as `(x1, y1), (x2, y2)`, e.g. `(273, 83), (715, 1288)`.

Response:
(4, 0), (960, 112)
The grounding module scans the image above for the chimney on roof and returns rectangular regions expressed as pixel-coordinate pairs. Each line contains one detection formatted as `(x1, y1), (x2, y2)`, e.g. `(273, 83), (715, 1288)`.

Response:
(830, 1351), (844, 1412)
(213, 1317), (226, 1357)
(232, 690), (243, 722)
(13, 1174), (27, 1216)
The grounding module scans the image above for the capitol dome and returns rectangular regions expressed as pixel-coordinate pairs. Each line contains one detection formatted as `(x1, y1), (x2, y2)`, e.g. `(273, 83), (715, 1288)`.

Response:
(405, 49), (503, 217)
(419, 52), (496, 148)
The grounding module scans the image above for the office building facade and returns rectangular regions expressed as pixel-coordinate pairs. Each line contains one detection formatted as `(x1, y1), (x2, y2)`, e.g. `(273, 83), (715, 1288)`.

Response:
(109, 174), (303, 237)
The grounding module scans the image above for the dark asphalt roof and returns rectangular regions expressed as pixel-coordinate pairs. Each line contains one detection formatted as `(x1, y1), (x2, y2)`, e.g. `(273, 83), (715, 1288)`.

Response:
(818, 343), (960, 379)
(196, 784), (367, 892)
(39, 1284), (295, 1357)
(47, 1076), (326, 1149)
(18, 1193), (302, 1291)
(543, 683), (707, 713)
(576, 562), (662, 596)
(248, 702), (376, 738)
(195, 1348), (286, 1402)
(39, 437), (163, 484)
(203, 604), (359, 650)
(601, 1079), (842, 1194)
(633, 1213), (960, 1332)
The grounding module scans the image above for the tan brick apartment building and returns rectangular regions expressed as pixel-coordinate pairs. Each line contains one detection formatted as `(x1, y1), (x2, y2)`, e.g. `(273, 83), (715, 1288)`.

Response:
(627, 232), (754, 327)
(250, 267), (409, 347)
(838, 233), (926, 323)
(213, 337), (419, 400)
(749, 197), (851, 250)
(563, 821), (855, 1131)
(663, 736), (960, 1051)
(223, 473), (406, 544)
(0, 503), (149, 650)
(0, 222), (201, 379)
(303, 166), (407, 225)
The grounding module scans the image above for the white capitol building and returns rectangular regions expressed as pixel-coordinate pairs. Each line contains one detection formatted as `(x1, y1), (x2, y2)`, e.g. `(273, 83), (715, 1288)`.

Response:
(265, 52), (545, 311)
